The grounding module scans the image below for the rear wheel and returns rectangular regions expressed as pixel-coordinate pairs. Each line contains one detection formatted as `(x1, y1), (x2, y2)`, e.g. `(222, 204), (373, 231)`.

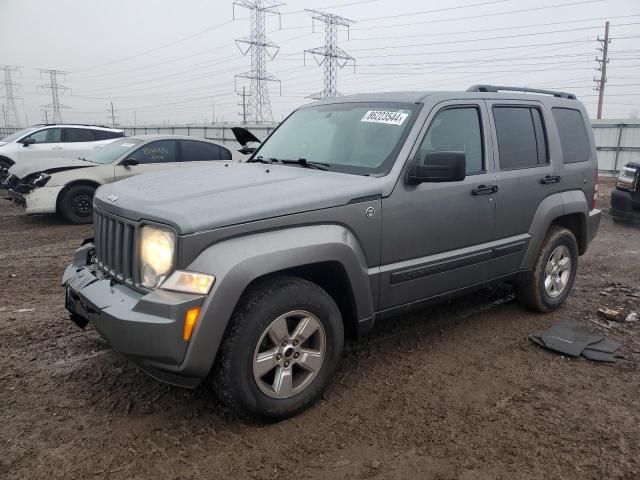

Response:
(59, 185), (96, 224)
(516, 226), (578, 312)
(214, 275), (344, 421)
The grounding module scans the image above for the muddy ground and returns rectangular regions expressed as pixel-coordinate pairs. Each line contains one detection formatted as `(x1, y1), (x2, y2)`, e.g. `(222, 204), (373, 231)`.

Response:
(1, 178), (639, 480)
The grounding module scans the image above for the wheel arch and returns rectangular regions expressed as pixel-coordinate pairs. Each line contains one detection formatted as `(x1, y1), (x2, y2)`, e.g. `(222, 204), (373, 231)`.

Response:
(175, 224), (375, 379)
(0, 155), (15, 168)
(521, 191), (590, 269)
(55, 179), (102, 213)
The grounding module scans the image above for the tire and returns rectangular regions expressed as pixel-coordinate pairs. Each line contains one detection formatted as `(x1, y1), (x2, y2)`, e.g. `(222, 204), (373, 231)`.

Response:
(214, 275), (344, 421)
(59, 185), (96, 224)
(516, 226), (579, 313)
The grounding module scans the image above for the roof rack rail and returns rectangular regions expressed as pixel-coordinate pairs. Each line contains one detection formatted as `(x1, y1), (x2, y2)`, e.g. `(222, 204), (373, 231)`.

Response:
(467, 84), (576, 100)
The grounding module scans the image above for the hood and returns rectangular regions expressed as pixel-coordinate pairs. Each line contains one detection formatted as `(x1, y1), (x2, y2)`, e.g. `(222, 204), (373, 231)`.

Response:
(9, 157), (94, 178)
(231, 127), (261, 146)
(95, 162), (384, 234)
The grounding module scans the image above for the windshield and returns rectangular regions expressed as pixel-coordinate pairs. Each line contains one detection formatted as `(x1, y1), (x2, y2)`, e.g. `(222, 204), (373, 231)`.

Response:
(83, 139), (142, 164)
(1, 127), (39, 143)
(253, 102), (419, 175)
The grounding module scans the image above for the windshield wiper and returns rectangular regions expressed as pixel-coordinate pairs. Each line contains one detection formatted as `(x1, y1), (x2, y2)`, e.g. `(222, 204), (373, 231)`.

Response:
(280, 158), (330, 171)
(249, 155), (276, 164)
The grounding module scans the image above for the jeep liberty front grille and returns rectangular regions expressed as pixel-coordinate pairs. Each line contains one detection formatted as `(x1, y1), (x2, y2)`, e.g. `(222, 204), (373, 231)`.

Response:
(93, 210), (136, 284)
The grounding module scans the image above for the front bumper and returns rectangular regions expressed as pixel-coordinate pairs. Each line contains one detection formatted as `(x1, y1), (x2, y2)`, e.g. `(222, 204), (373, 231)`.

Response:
(610, 188), (640, 223)
(8, 185), (63, 214)
(63, 242), (206, 388)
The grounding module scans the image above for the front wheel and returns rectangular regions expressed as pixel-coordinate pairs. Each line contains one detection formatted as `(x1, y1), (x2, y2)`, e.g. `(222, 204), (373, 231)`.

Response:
(214, 275), (344, 421)
(516, 226), (578, 312)
(59, 185), (96, 224)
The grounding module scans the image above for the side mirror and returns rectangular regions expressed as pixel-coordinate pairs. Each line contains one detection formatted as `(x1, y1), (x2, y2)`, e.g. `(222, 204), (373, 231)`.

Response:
(120, 158), (139, 167)
(407, 151), (466, 185)
(21, 137), (36, 146)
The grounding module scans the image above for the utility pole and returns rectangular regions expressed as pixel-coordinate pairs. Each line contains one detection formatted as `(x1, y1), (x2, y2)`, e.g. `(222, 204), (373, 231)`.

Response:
(233, 0), (284, 124)
(41, 108), (49, 124)
(237, 86), (249, 124)
(38, 69), (70, 123)
(0, 65), (23, 128)
(212, 103), (215, 124)
(1, 105), (6, 127)
(594, 21), (610, 120)
(108, 101), (118, 127)
(134, 110), (137, 127)
(304, 10), (355, 100)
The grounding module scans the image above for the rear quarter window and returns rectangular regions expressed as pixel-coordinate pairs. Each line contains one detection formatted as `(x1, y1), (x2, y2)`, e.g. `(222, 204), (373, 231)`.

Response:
(93, 130), (124, 140)
(552, 108), (591, 164)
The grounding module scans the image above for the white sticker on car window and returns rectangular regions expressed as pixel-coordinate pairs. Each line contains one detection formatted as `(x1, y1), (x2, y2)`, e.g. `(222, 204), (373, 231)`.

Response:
(120, 143), (135, 147)
(361, 110), (409, 126)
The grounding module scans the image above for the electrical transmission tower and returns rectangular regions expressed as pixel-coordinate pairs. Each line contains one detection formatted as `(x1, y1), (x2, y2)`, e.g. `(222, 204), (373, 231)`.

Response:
(233, 0), (284, 124)
(593, 21), (610, 120)
(0, 65), (23, 128)
(304, 10), (355, 100)
(38, 69), (70, 124)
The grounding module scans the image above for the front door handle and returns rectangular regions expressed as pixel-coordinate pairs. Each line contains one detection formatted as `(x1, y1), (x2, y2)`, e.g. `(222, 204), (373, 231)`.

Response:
(540, 175), (561, 184)
(52, 146), (63, 150)
(472, 184), (498, 195)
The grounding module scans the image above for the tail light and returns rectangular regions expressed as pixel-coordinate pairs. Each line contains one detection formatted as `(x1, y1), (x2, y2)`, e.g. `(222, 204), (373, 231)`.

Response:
(592, 170), (598, 210)
(615, 163), (640, 192)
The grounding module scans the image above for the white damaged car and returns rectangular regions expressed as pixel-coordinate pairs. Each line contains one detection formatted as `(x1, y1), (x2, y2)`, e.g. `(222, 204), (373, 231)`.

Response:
(7, 135), (244, 223)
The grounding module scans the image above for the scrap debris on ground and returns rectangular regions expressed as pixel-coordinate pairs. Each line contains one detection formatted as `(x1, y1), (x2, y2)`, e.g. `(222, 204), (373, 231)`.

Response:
(529, 320), (624, 362)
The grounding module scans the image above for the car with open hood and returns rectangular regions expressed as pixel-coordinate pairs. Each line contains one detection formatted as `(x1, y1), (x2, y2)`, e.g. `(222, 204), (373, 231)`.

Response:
(7, 134), (244, 223)
(63, 86), (601, 420)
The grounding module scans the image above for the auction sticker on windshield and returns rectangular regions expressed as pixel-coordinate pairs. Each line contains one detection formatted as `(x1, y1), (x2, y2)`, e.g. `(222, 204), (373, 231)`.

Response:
(361, 110), (409, 126)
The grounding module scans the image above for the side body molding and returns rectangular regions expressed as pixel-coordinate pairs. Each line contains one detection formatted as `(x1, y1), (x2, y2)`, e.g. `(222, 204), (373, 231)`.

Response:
(521, 190), (588, 269)
(176, 224), (375, 378)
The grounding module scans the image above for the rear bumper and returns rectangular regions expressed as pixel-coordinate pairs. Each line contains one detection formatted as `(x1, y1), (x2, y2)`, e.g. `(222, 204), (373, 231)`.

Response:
(610, 189), (640, 223)
(63, 242), (206, 388)
(8, 185), (62, 214)
(587, 208), (601, 243)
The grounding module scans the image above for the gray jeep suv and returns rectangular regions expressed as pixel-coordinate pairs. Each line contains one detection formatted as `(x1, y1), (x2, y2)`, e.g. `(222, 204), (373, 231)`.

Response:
(63, 85), (601, 420)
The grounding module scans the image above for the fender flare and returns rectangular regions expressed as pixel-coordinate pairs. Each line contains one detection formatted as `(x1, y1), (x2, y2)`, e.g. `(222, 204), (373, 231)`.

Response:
(177, 224), (374, 378)
(521, 191), (588, 269)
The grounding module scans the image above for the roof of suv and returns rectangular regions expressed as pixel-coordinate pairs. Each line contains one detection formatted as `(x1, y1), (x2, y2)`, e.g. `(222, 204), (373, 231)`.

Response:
(308, 85), (580, 107)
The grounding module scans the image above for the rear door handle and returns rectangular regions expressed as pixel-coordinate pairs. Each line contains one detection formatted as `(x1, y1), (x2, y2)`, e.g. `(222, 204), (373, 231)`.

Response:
(472, 184), (498, 195)
(52, 146), (63, 150)
(540, 175), (561, 184)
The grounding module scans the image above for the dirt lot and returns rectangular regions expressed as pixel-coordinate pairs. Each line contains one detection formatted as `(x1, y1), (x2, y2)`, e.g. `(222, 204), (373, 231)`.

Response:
(1, 178), (639, 480)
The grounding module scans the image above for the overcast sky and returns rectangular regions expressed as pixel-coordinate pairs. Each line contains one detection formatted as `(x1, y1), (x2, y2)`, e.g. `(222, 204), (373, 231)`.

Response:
(1, 0), (638, 127)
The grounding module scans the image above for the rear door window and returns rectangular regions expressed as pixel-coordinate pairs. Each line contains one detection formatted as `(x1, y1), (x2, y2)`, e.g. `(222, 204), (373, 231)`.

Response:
(128, 140), (176, 164)
(493, 106), (548, 169)
(180, 140), (231, 162)
(552, 108), (591, 164)
(92, 130), (124, 140)
(64, 128), (95, 143)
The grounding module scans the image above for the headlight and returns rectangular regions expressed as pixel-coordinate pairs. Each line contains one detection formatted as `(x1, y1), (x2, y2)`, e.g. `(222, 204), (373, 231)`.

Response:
(139, 226), (175, 288)
(161, 271), (215, 295)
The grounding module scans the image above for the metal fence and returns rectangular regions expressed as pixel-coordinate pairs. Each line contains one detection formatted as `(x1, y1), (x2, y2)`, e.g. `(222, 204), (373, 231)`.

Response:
(2, 121), (639, 174)
(591, 120), (640, 175)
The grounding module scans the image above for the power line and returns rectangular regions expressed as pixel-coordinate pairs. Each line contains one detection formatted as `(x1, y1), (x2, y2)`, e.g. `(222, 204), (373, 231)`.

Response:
(304, 9), (355, 100)
(594, 21), (611, 119)
(233, 0), (284, 123)
(0, 65), (23, 128)
(37, 69), (70, 123)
